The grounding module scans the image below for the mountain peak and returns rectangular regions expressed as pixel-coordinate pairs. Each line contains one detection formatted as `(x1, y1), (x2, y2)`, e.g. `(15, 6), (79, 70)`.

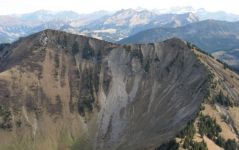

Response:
(0, 30), (209, 149)
(35, 29), (111, 44)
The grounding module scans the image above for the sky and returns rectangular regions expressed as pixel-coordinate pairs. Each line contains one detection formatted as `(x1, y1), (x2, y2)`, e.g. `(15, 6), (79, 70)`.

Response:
(0, 0), (239, 15)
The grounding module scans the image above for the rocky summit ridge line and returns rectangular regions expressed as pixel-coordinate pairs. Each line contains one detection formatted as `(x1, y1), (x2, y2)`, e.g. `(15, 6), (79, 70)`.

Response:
(0, 29), (209, 150)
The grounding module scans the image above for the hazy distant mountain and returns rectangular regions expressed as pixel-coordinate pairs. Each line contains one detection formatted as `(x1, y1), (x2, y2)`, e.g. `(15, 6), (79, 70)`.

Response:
(0, 11), (79, 43)
(102, 9), (198, 28)
(0, 9), (199, 43)
(79, 9), (199, 41)
(0, 10), (80, 43)
(18, 10), (81, 22)
(0, 16), (33, 43)
(195, 8), (239, 22)
(0, 15), (68, 43)
(1, 8), (239, 44)
(70, 10), (112, 26)
(0, 15), (23, 26)
(153, 6), (196, 14)
(119, 20), (239, 53)
(153, 7), (239, 22)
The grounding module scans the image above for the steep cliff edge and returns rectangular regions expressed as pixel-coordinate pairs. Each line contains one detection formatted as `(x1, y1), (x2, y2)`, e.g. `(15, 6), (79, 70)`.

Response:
(0, 30), (209, 150)
(159, 45), (239, 150)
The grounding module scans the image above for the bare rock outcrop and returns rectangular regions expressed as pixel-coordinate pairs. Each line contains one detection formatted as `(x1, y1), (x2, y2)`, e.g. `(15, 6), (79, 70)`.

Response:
(0, 30), (208, 150)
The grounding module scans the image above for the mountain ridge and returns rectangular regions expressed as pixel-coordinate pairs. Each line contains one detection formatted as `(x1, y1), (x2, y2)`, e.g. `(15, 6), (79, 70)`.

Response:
(0, 29), (210, 150)
(0, 9), (199, 43)
(119, 19), (239, 53)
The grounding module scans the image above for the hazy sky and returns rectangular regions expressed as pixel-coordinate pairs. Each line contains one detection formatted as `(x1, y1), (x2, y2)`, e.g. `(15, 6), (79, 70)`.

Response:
(0, 0), (239, 15)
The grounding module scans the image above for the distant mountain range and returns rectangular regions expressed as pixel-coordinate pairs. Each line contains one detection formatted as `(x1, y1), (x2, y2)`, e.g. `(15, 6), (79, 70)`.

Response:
(18, 10), (81, 22)
(0, 9), (199, 43)
(1, 7), (239, 44)
(79, 9), (199, 41)
(119, 19), (239, 69)
(153, 7), (239, 22)
(120, 20), (239, 53)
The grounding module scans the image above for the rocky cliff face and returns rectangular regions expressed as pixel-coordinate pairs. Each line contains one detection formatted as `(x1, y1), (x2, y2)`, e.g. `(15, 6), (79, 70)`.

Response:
(0, 30), (208, 150)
